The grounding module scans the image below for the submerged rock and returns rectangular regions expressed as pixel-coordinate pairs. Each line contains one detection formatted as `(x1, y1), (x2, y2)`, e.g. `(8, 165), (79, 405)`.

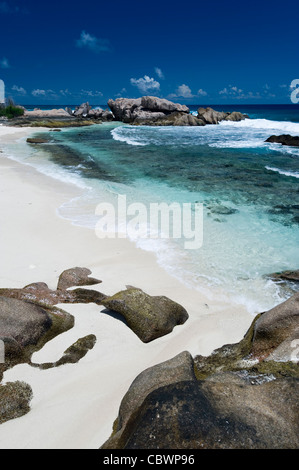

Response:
(265, 134), (299, 147)
(26, 137), (49, 144)
(102, 287), (189, 343)
(268, 269), (299, 283)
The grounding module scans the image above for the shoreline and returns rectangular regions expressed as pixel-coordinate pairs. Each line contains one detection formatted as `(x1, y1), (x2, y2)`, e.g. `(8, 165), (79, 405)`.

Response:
(0, 124), (254, 448)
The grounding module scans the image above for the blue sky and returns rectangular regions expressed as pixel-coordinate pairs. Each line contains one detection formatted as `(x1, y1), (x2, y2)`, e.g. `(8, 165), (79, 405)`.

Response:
(0, 0), (298, 105)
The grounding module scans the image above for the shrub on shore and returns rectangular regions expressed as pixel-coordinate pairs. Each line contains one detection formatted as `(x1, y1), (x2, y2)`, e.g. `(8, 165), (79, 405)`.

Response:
(0, 99), (24, 119)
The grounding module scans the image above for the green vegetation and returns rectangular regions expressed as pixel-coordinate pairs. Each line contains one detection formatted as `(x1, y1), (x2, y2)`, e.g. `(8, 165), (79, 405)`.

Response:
(0, 99), (24, 119)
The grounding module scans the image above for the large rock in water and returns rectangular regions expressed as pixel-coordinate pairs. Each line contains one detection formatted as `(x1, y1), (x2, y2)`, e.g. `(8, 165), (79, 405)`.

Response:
(107, 97), (247, 126)
(101, 287), (189, 342)
(108, 96), (190, 125)
(265, 134), (299, 147)
(140, 96), (189, 113)
(101, 293), (299, 449)
(197, 107), (247, 124)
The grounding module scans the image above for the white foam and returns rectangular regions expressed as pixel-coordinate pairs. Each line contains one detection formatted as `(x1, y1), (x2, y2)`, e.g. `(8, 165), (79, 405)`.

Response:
(265, 166), (299, 178)
(219, 118), (299, 135)
(210, 139), (265, 149)
(111, 127), (147, 146)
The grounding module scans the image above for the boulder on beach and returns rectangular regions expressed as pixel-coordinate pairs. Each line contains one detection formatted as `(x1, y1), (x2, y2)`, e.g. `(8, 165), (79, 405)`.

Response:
(102, 287), (189, 343)
(0, 297), (74, 375)
(0, 267), (106, 306)
(57, 267), (102, 291)
(102, 292), (299, 449)
(102, 351), (196, 449)
(265, 134), (299, 147)
(0, 381), (33, 425)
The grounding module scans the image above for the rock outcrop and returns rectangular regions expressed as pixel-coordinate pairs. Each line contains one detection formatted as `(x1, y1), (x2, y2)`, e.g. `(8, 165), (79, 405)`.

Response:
(24, 108), (71, 118)
(265, 135), (299, 147)
(102, 287), (189, 343)
(101, 293), (299, 449)
(107, 96), (248, 126)
(108, 96), (192, 125)
(197, 107), (247, 124)
(72, 102), (114, 121)
(268, 269), (299, 283)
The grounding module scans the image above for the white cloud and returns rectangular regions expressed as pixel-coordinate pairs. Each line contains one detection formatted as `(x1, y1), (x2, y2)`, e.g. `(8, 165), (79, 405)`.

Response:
(0, 57), (10, 69)
(32, 89), (46, 97)
(197, 88), (207, 96)
(219, 85), (243, 96)
(115, 87), (127, 97)
(81, 89), (103, 97)
(155, 67), (164, 79)
(219, 85), (263, 100)
(130, 75), (160, 94)
(31, 89), (58, 99)
(76, 31), (111, 53)
(176, 84), (193, 98)
(60, 89), (71, 96)
(12, 85), (27, 95)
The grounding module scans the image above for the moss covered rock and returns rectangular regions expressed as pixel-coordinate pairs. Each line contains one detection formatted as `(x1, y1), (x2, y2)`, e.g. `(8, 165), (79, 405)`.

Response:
(102, 288), (189, 343)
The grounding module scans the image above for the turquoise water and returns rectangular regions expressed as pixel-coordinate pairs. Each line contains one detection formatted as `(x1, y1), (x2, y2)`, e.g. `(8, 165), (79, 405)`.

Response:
(2, 105), (299, 314)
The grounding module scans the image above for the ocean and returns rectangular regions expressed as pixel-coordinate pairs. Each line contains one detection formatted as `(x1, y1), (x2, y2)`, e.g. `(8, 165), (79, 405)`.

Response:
(3, 104), (299, 314)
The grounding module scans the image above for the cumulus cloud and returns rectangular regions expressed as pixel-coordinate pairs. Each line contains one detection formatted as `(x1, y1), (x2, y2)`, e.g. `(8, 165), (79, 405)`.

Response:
(175, 84), (194, 98)
(76, 31), (111, 53)
(12, 85), (26, 95)
(155, 67), (164, 79)
(197, 88), (208, 96)
(169, 84), (208, 100)
(0, 57), (10, 69)
(130, 75), (160, 94)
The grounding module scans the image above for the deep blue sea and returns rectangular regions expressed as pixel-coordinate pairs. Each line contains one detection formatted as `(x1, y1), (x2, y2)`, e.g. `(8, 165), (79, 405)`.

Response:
(3, 104), (299, 314)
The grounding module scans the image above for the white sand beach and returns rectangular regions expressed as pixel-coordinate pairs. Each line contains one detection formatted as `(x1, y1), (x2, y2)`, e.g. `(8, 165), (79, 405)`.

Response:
(0, 125), (253, 449)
